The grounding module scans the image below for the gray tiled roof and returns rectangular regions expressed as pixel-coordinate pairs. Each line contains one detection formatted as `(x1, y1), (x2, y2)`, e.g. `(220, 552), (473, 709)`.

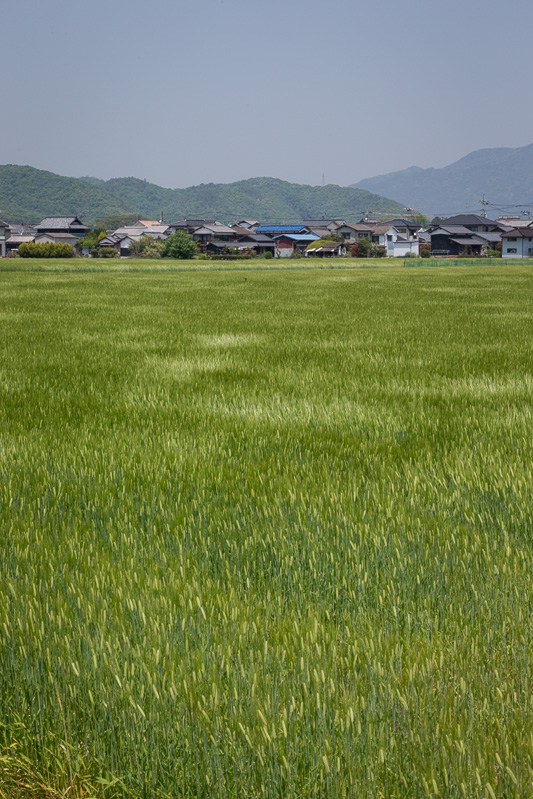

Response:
(37, 216), (89, 231)
(7, 223), (36, 236)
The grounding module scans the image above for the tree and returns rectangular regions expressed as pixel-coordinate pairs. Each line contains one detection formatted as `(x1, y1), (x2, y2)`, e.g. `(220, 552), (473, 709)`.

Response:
(161, 230), (197, 260)
(93, 213), (140, 230)
(75, 228), (106, 256)
(129, 235), (165, 258)
(354, 237), (371, 257)
(411, 213), (429, 229)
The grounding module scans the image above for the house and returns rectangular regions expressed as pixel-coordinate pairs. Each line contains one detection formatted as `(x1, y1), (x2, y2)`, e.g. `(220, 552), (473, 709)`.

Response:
(99, 225), (169, 256)
(0, 218), (10, 257)
(382, 218), (421, 240)
(430, 214), (506, 234)
(34, 232), (78, 247)
(305, 241), (347, 258)
(234, 233), (276, 255)
(166, 219), (218, 235)
(192, 224), (237, 245)
(501, 226), (533, 258)
(36, 216), (89, 238)
(335, 223), (377, 241)
(5, 224), (36, 255)
(497, 216), (533, 228)
(255, 225), (310, 238)
(204, 241), (270, 257)
(381, 227), (419, 257)
(430, 225), (489, 256)
(235, 220), (260, 230)
(273, 233), (320, 257)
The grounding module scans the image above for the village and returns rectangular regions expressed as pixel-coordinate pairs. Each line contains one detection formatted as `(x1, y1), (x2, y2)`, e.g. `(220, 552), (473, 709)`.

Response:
(1, 212), (533, 259)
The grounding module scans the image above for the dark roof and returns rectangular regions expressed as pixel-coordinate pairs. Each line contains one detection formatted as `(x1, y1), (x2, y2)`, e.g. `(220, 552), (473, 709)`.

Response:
(238, 233), (274, 243)
(502, 227), (533, 238)
(383, 218), (420, 229)
(168, 219), (218, 228)
(0, 218), (10, 228)
(439, 214), (498, 227)
(431, 225), (474, 236)
(450, 236), (486, 245)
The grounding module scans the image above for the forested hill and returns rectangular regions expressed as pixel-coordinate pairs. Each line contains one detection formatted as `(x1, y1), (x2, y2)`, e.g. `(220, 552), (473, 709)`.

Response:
(350, 144), (533, 217)
(1, 165), (405, 224)
(90, 176), (405, 224)
(0, 165), (133, 223)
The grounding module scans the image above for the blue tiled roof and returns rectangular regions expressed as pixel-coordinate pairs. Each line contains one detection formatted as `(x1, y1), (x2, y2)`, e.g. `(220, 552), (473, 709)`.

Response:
(255, 225), (307, 233)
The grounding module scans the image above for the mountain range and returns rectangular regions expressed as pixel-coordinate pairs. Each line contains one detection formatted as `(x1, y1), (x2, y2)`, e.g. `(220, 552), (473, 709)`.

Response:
(350, 144), (533, 218)
(0, 165), (404, 225)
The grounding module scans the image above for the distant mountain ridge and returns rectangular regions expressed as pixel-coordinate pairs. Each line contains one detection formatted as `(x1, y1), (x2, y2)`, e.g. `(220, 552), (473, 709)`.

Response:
(0, 165), (405, 225)
(350, 144), (533, 217)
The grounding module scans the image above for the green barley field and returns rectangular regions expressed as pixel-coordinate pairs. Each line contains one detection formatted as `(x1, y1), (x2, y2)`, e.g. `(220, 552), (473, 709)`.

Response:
(0, 261), (532, 798)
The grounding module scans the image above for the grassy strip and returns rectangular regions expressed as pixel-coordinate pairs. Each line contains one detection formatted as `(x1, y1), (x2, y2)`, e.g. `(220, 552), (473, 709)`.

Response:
(1, 256), (529, 274)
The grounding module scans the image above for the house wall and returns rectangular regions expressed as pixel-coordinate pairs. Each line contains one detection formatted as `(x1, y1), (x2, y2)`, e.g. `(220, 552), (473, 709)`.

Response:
(431, 234), (457, 256)
(35, 234), (76, 246)
(274, 238), (294, 258)
(502, 236), (533, 258)
(392, 240), (419, 257)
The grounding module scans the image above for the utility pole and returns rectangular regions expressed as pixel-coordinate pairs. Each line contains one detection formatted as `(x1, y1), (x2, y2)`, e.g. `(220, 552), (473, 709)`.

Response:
(480, 195), (489, 217)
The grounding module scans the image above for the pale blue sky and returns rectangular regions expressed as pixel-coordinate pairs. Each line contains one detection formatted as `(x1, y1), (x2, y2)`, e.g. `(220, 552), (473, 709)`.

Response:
(2, 0), (532, 188)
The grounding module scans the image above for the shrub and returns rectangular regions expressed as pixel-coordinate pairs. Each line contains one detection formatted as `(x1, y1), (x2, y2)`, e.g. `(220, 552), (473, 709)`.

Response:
(129, 235), (165, 259)
(420, 248), (430, 258)
(98, 248), (118, 258)
(18, 242), (74, 258)
(263, 251), (273, 259)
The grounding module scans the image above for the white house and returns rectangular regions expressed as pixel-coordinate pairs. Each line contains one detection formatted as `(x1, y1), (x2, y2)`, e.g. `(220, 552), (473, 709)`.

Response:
(501, 226), (533, 258)
(381, 226), (419, 257)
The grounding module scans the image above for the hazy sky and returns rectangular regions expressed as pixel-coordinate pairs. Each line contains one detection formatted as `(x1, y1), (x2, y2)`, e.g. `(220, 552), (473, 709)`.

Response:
(2, 0), (532, 188)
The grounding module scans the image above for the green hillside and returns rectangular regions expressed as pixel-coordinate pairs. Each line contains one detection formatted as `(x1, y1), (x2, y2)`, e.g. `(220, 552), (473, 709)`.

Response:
(0, 165), (133, 223)
(97, 175), (405, 224)
(1, 165), (405, 225)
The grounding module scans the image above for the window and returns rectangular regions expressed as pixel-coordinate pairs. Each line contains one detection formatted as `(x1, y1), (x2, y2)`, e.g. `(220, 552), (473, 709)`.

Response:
(508, 248), (517, 253)
(507, 237), (517, 242)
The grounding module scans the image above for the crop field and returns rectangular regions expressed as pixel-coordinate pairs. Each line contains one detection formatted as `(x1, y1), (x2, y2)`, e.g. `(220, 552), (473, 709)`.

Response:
(0, 263), (532, 798)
